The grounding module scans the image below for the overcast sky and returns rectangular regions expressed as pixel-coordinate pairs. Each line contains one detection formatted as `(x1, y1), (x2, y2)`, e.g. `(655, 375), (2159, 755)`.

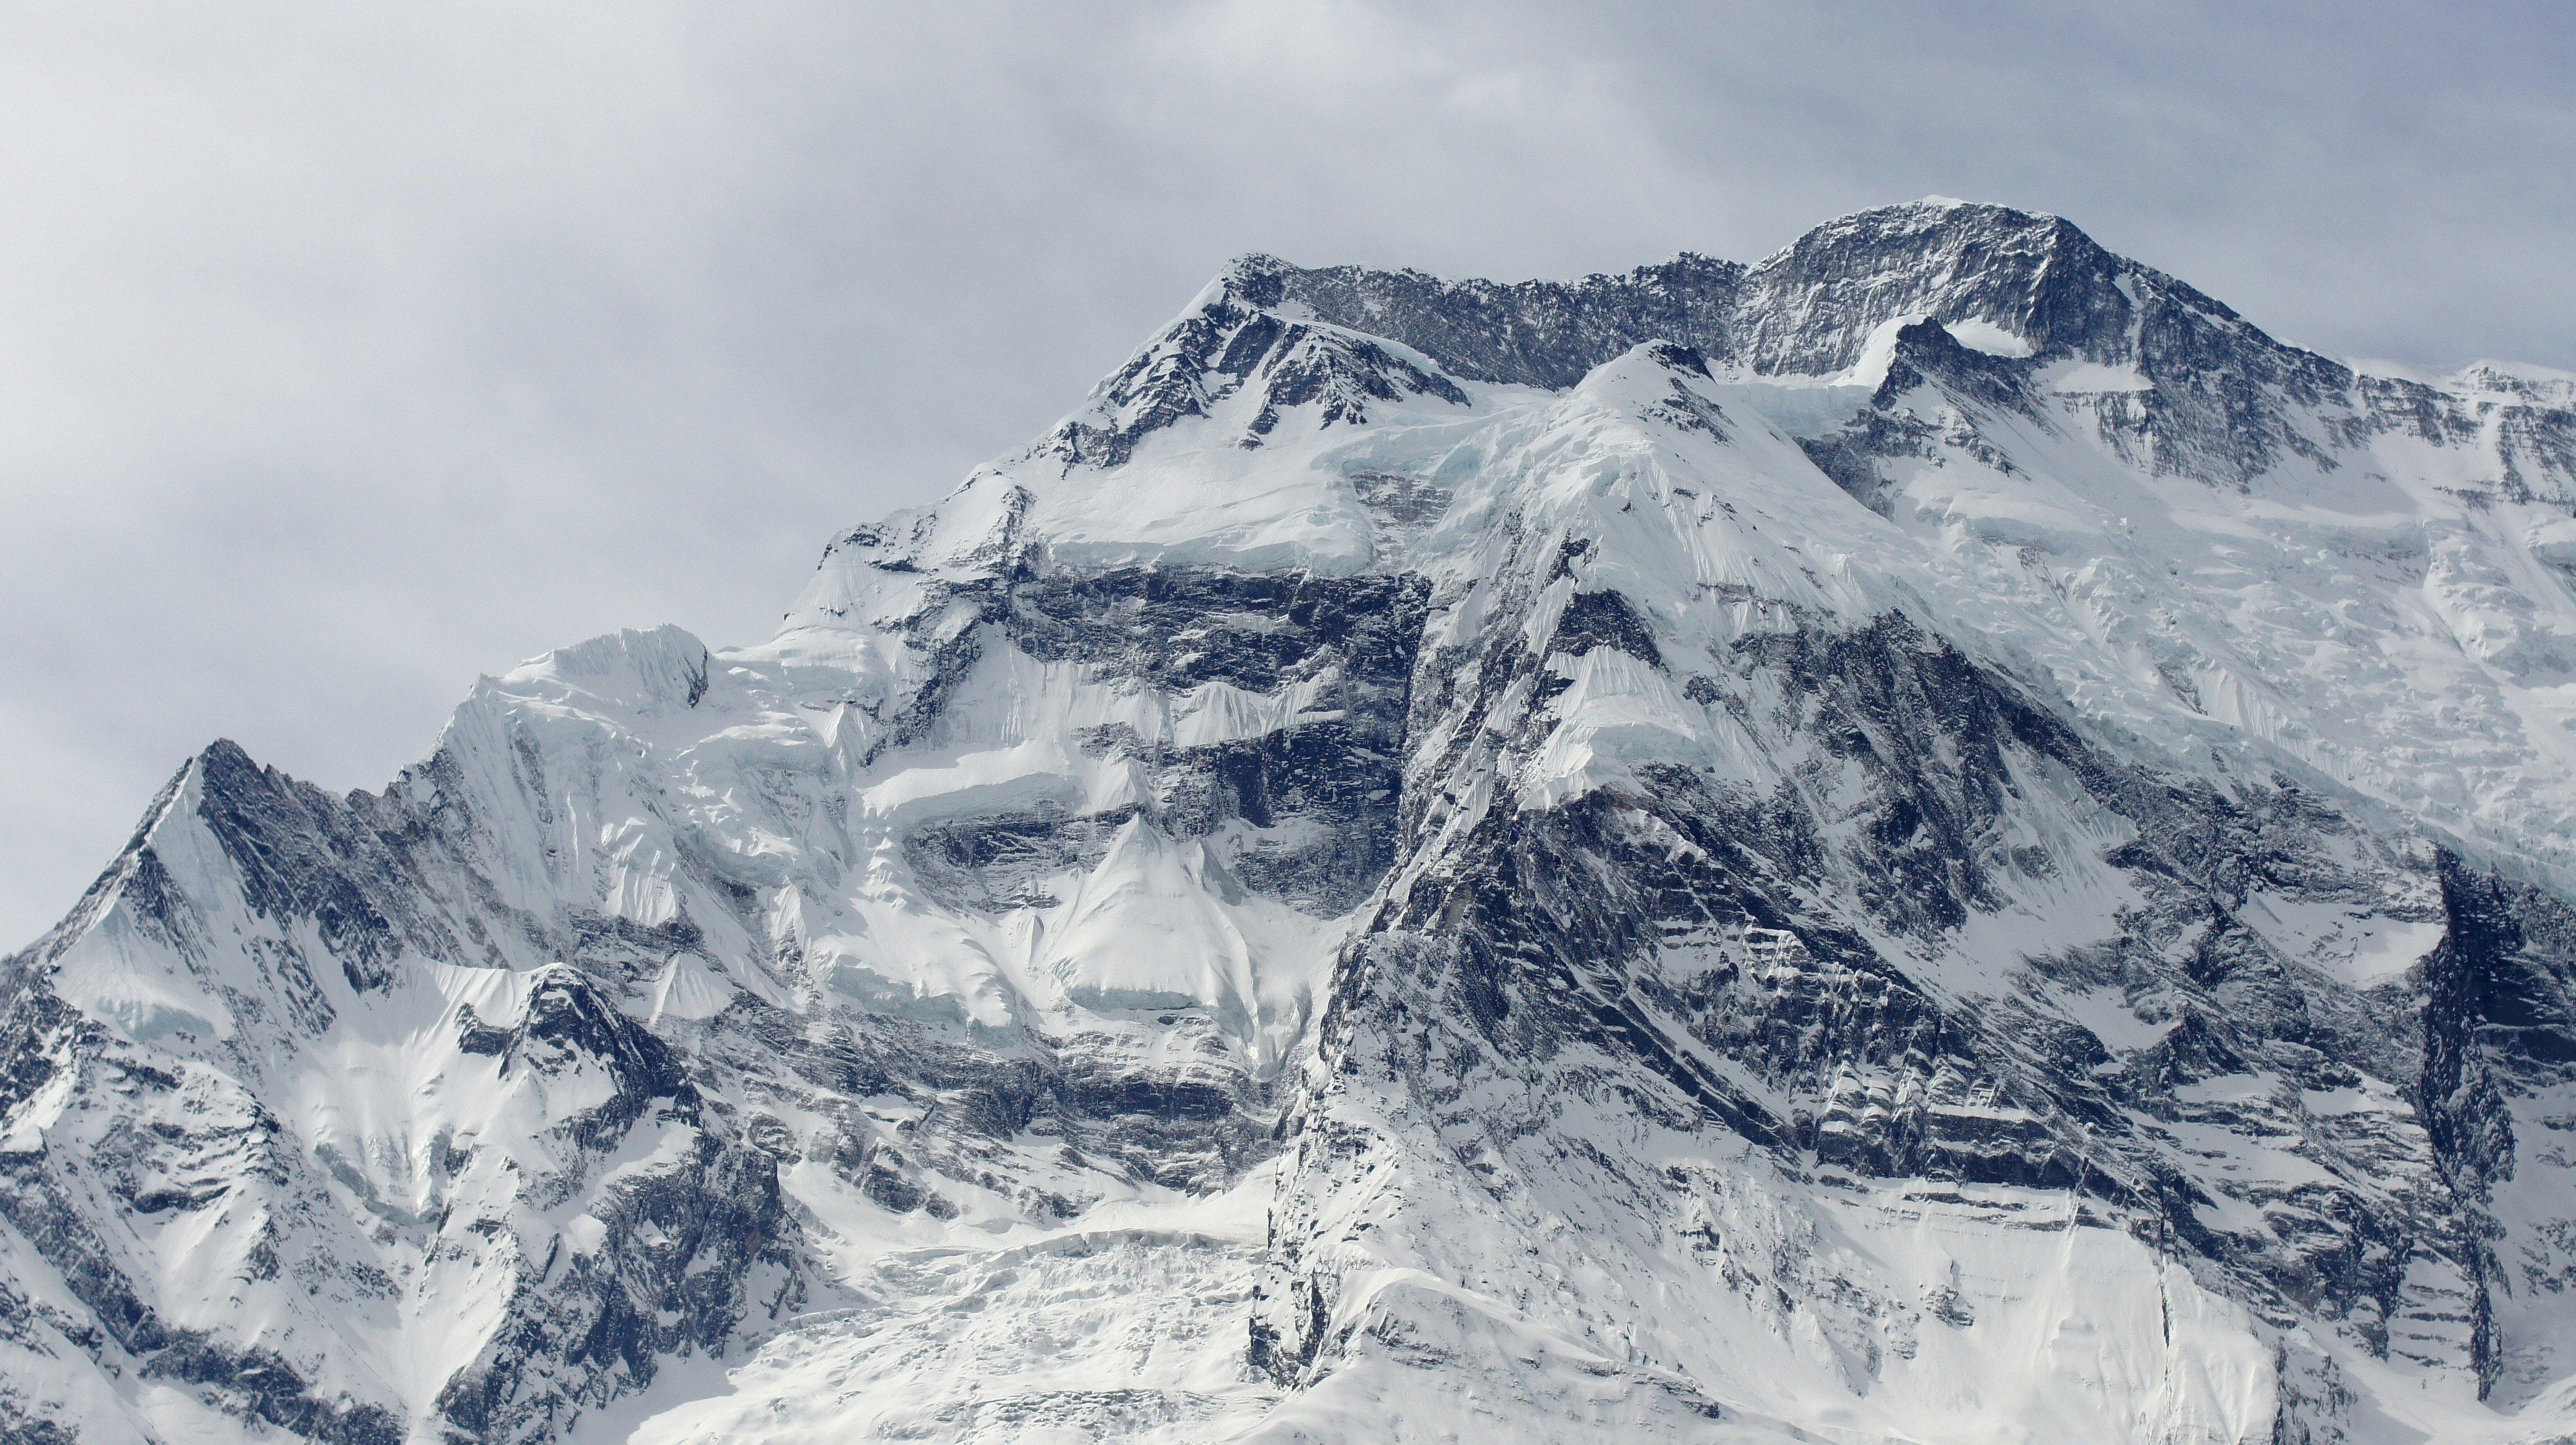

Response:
(2, 0), (2570, 946)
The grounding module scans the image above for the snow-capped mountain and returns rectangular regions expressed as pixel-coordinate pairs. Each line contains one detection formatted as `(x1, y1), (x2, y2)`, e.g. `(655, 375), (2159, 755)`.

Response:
(10, 199), (2576, 1444)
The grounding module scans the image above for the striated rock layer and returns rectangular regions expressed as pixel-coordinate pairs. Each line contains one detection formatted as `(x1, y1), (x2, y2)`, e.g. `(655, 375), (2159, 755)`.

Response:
(10, 200), (2576, 1443)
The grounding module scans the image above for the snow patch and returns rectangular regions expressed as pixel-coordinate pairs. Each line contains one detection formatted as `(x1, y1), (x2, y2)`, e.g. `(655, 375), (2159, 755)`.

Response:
(1943, 317), (2034, 357)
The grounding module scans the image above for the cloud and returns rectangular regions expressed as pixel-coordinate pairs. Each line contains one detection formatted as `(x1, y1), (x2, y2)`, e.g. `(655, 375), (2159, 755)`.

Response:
(1, 0), (2569, 944)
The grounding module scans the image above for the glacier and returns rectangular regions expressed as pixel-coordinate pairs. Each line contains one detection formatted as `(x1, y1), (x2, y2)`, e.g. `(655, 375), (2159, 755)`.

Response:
(7, 198), (2576, 1443)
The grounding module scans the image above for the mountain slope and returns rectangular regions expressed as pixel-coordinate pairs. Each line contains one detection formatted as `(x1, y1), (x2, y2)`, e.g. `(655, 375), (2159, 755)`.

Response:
(9, 200), (2576, 1444)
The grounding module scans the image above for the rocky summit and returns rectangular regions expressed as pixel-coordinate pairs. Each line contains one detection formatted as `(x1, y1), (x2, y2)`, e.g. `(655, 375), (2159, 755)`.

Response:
(10, 199), (2576, 1444)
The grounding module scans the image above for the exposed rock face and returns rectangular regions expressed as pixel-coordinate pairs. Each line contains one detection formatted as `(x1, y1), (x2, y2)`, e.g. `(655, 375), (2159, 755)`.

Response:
(10, 199), (2576, 1443)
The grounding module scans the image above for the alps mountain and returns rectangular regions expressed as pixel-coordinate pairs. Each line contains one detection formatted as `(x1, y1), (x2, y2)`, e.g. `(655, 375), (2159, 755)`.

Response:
(9, 199), (2576, 1443)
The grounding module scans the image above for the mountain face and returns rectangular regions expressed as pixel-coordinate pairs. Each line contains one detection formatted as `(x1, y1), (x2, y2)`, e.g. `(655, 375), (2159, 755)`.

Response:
(11, 200), (2576, 1445)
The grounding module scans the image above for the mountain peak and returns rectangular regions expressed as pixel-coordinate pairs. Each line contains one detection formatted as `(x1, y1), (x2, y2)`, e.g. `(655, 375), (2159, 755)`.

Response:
(1168, 200), (2228, 398)
(17, 200), (2576, 1445)
(1733, 199), (2130, 372)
